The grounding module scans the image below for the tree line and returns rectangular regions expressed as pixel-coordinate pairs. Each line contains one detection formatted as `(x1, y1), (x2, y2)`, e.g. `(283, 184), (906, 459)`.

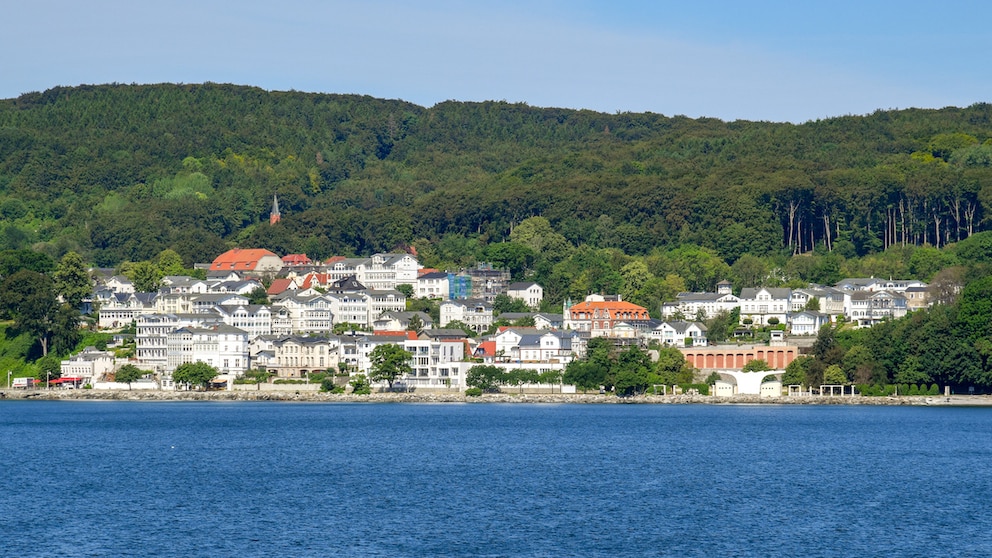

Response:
(2, 84), (991, 270)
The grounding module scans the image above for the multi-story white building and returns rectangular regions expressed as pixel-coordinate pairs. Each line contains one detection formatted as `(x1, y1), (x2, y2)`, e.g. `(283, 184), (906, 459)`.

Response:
(136, 313), (223, 371)
(416, 271), (450, 299)
(59, 347), (116, 385)
(513, 331), (582, 363)
(164, 324), (249, 380)
(662, 291), (741, 321)
(402, 338), (465, 389)
(506, 281), (544, 309)
(788, 311), (831, 335)
(440, 299), (494, 333)
(326, 292), (372, 328)
(272, 292), (334, 334)
(268, 335), (342, 378)
(96, 292), (158, 328)
(646, 321), (709, 347)
(367, 290), (406, 323)
(738, 288), (792, 326)
(846, 291), (908, 327)
(356, 253), (420, 290)
(212, 304), (274, 339)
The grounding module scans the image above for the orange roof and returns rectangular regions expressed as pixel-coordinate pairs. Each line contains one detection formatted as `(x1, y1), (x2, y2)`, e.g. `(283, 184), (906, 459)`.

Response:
(282, 254), (311, 265)
(325, 256), (346, 264)
(210, 248), (280, 271)
(474, 340), (496, 357)
(300, 272), (330, 289)
(568, 300), (650, 319)
(418, 268), (440, 276)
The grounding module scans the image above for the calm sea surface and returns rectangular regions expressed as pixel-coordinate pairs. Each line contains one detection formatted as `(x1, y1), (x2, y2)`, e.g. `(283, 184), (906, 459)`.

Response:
(1, 401), (990, 557)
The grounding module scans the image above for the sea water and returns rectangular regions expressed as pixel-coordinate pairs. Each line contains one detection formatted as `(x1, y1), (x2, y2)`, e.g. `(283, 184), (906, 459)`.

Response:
(1, 401), (990, 557)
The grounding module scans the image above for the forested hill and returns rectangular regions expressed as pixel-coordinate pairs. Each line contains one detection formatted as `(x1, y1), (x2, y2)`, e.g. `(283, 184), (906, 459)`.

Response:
(1, 83), (991, 273)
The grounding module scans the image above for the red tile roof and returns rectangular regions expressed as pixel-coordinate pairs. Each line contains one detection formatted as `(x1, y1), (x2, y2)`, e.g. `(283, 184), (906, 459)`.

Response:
(267, 278), (294, 295)
(282, 254), (311, 265)
(210, 248), (280, 271)
(568, 300), (650, 320)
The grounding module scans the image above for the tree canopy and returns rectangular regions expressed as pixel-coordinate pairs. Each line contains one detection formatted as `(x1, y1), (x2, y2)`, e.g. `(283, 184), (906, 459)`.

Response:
(368, 344), (412, 389)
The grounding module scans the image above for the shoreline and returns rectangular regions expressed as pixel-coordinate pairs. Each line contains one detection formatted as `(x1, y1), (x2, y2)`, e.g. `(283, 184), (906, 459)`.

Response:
(2, 389), (990, 406)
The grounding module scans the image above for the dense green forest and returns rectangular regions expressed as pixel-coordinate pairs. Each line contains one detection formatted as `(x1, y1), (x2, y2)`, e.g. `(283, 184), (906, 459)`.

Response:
(2, 83), (991, 267)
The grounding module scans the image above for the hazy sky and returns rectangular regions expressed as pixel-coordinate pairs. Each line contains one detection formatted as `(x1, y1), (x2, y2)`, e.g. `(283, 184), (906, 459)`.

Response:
(2, 0), (988, 122)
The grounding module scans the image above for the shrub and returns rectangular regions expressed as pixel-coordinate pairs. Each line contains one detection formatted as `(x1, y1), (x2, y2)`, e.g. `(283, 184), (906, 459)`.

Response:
(349, 374), (372, 395)
(321, 377), (345, 393)
(928, 384), (940, 395)
(464, 387), (483, 397)
(678, 383), (710, 396)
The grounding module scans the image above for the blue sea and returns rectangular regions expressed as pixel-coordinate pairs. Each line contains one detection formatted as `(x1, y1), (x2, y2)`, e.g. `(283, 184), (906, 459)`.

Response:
(1, 401), (990, 557)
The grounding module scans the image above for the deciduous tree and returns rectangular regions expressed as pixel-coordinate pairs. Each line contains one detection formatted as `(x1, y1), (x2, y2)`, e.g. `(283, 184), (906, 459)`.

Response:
(115, 364), (143, 390)
(173, 362), (218, 390)
(369, 344), (412, 390)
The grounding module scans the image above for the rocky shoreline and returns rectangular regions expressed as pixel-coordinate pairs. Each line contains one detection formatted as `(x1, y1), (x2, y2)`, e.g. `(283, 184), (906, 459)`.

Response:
(3, 389), (987, 406)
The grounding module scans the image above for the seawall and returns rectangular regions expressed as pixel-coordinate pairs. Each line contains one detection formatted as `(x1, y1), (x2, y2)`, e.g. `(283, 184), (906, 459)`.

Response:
(3, 389), (983, 405)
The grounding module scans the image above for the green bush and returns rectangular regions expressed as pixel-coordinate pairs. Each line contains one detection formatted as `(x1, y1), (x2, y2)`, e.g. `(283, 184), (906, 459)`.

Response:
(464, 387), (483, 397)
(320, 377), (345, 393)
(928, 384), (940, 395)
(678, 383), (710, 396)
(349, 374), (372, 395)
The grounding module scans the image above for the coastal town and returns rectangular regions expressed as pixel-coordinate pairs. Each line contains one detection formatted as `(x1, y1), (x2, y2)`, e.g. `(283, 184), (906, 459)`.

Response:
(24, 239), (933, 398)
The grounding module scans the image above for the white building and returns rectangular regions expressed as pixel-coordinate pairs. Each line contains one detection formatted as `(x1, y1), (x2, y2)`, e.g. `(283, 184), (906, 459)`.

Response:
(416, 271), (450, 299)
(647, 321), (709, 347)
(268, 335), (342, 378)
(738, 287), (792, 327)
(136, 313), (223, 371)
(846, 291), (908, 328)
(355, 253), (421, 290)
(789, 311), (831, 335)
(60, 347), (116, 385)
(507, 281), (544, 309)
(440, 299), (494, 333)
(97, 292), (157, 328)
(165, 324), (249, 379)
(401, 338), (466, 389)
(662, 291), (740, 321)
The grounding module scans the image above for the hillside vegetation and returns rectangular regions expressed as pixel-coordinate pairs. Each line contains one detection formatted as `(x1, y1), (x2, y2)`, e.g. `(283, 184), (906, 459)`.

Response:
(1, 83), (990, 263)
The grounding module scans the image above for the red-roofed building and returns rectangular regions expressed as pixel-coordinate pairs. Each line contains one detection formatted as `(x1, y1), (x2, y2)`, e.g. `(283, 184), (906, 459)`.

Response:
(267, 278), (296, 296)
(565, 295), (651, 338)
(210, 249), (283, 274)
(282, 254), (312, 267)
(474, 340), (496, 360)
(299, 272), (331, 290)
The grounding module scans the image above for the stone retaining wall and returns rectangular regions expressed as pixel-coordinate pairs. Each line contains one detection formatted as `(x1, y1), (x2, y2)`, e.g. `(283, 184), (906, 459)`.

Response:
(1, 389), (970, 405)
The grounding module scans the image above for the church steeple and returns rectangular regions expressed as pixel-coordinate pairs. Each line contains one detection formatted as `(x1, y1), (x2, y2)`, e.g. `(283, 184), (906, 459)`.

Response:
(270, 193), (281, 225)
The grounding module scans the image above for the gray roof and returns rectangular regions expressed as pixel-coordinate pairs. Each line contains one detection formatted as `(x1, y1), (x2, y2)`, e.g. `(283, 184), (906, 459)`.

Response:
(422, 329), (470, 339)
(739, 287), (792, 300)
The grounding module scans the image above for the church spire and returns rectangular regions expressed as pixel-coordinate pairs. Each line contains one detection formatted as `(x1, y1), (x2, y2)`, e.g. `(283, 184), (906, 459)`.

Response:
(270, 193), (281, 224)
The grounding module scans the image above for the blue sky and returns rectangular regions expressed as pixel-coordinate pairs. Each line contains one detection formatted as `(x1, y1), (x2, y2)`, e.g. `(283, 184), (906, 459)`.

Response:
(2, 0), (988, 122)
